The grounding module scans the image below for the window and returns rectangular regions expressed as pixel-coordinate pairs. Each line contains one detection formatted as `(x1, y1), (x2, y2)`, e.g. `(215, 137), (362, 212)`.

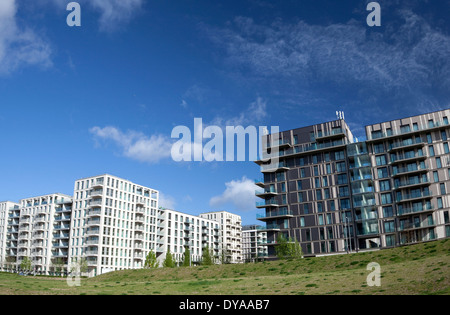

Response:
(373, 143), (384, 154)
(383, 206), (393, 217)
(429, 145), (435, 157)
(381, 193), (392, 204)
(318, 214), (324, 225)
(440, 183), (446, 195)
(434, 171), (439, 182)
(300, 217), (305, 227)
(336, 162), (346, 172)
(316, 190), (322, 200)
(386, 235), (395, 247)
(438, 197), (443, 209)
(384, 221), (395, 233)
(335, 150), (345, 160)
(337, 174), (348, 185)
(297, 180), (302, 190)
(436, 157), (442, 169)
(340, 199), (350, 210)
(339, 186), (349, 197)
(400, 125), (411, 133)
(376, 155), (387, 166)
(428, 120), (434, 128)
(413, 123), (419, 131)
(427, 133), (432, 144)
(314, 165), (319, 176)
(444, 143), (450, 154)
(377, 167), (388, 179)
(379, 180), (391, 191)
(442, 131), (448, 141)
(322, 176), (328, 187)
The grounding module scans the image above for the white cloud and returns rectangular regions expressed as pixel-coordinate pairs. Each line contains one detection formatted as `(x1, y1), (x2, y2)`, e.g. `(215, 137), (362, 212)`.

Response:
(90, 126), (173, 164)
(86, 0), (144, 32)
(158, 192), (176, 209)
(0, 0), (52, 74)
(209, 176), (256, 212)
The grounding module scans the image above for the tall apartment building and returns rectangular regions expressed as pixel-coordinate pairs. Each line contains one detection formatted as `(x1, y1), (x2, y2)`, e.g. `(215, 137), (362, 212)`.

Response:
(199, 211), (242, 263)
(255, 109), (450, 258)
(0, 201), (20, 266)
(1, 194), (73, 274)
(69, 174), (159, 277)
(242, 224), (267, 262)
(157, 208), (220, 265)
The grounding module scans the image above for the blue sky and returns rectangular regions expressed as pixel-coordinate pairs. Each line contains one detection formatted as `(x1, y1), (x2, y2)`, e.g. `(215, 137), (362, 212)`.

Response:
(1, 0), (449, 225)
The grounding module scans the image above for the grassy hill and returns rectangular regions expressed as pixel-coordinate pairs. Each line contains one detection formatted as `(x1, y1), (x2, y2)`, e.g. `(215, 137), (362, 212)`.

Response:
(0, 238), (449, 295)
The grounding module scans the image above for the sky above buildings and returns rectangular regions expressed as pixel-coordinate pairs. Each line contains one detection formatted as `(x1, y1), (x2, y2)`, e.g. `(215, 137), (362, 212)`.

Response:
(1, 0), (449, 224)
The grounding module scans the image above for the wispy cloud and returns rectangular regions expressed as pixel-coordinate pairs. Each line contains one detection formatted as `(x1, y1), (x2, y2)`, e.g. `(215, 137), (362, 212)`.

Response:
(90, 126), (173, 164)
(87, 0), (144, 32)
(204, 7), (450, 121)
(209, 176), (256, 212)
(0, 0), (52, 74)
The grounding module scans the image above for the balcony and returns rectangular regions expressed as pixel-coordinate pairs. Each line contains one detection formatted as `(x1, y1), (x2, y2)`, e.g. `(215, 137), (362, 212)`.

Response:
(394, 177), (430, 190)
(399, 219), (435, 231)
(256, 199), (280, 208)
(255, 188), (278, 198)
(396, 191), (432, 203)
(256, 209), (293, 220)
(267, 138), (292, 149)
(88, 199), (103, 208)
(88, 208), (102, 217)
(90, 189), (103, 198)
(87, 218), (101, 226)
(260, 162), (289, 173)
(254, 179), (265, 188)
(392, 164), (428, 177)
(315, 128), (345, 140)
(389, 138), (424, 152)
(367, 119), (450, 141)
(390, 152), (426, 164)
(398, 204), (434, 217)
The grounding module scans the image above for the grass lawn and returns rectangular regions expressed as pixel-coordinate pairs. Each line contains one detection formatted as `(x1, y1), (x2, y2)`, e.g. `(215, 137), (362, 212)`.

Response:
(0, 238), (448, 295)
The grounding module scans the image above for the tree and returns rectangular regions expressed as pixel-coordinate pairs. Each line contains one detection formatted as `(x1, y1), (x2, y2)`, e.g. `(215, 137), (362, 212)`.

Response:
(20, 256), (32, 271)
(163, 250), (175, 268)
(201, 245), (213, 266)
(275, 234), (303, 259)
(144, 250), (159, 268)
(182, 247), (191, 267)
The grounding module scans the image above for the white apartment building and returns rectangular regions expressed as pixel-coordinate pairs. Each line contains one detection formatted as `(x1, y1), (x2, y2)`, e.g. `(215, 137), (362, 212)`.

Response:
(0, 174), (245, 276)
(242, 224), (268, 262)
(69, 174), (159, 277)
(199, 211), (242, 263)
(0, 201), (20, 267)
(8, 194), (73, 274)
(156, 209), (220, 265)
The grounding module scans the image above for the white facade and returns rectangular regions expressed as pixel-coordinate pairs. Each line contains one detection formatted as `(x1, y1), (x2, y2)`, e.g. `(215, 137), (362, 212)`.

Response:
(69, 174), (159, 277)
(157, 209), (220, 265)
(10, 194), (72, 274)
(0, 201), (20, 267)
(242, 225), (268, 262)
(199, 211), (243, 263)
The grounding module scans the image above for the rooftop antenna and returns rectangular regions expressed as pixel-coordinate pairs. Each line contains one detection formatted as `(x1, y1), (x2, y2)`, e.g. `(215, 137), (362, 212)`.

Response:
(336, 111), (345, 120)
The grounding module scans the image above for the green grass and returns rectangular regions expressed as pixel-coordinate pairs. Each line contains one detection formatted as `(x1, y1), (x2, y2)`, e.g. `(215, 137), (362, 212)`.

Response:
(0, 239), (449, 295)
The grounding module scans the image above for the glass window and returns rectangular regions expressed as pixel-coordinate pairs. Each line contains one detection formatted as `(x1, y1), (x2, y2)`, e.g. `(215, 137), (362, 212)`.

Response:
(376, 155), (387, 166)
(429, 145), (435, 157)
(383, 206), (393, 217)
(436, 157), (442, 169)
(381, 193), (392, 204)
(380, 180), (391, 191)
(438, 197), (443, 209)
(440, 183), (446, 195)
(377, 167), (388, 179)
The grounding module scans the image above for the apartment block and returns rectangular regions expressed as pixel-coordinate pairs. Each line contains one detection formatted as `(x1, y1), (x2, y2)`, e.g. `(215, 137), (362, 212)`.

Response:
(0, 201), (20, 266)
(69, 174), (159, 277)
(199, 211), (242, 263)
(157, 208), (220, 265)
(0, 194), (73, 274)
(242, 224), (268, 262)
(255, 109), (450, 258)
